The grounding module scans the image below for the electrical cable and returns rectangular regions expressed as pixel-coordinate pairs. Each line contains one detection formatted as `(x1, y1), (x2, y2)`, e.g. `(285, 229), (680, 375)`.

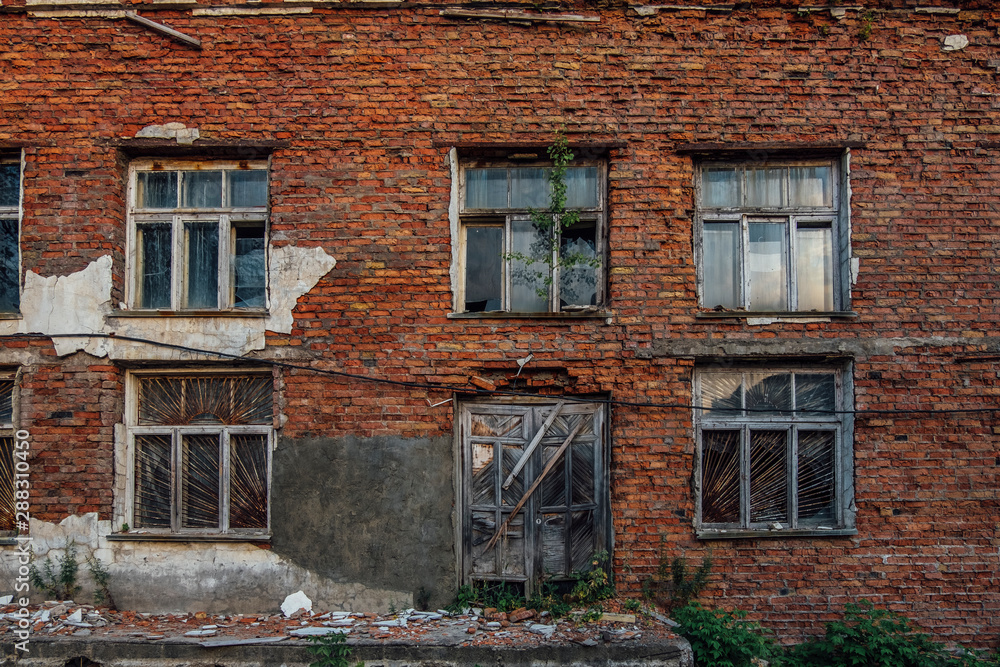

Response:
(5, 332), (999, 417)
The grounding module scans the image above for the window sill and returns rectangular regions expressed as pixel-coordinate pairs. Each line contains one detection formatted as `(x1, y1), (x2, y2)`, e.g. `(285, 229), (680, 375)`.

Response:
(696, 310), (858, 320)
(0, 313), (21, 320)
(448, 310), (613, 320)
(0, 536), (19, 546)
(110, 309), (269, 318)
(106, 532), (270, 543)
(697, 527), (857, 540)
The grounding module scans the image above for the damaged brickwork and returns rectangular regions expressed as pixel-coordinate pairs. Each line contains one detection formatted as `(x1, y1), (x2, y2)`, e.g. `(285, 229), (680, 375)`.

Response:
(0, 0), (998, 651)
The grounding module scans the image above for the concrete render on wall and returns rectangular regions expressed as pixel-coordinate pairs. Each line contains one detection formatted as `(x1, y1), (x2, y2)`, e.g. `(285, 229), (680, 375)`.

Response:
(0, 245), (336, 360)
(269, 435), (457, 612)
(2, 513), (408, 614)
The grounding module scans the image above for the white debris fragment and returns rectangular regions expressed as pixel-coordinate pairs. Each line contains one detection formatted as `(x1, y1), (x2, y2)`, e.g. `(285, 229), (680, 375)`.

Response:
(289, 626), (349, 637)
(67, 609), (83, 623)
(281, 591), (312, 618)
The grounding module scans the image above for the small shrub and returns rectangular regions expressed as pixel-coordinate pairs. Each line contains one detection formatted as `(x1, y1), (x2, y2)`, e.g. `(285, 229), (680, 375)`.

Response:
(673, 602), (776, 667)
(29, 542), (81, 601)
(305, 631), (356, 667)
(86, 555), (115, 610)
(528, 580), (571, 619)
(782, 600), (989, 667)
(567, 551), (614, 604)
(642, 549), (712, 611)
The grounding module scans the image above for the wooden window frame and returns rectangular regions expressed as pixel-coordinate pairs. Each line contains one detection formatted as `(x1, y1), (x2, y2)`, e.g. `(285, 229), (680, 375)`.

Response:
(124, 371), (274, 537)
(695, 156), (852, 315)
(693, 365), (856, 539)
(126, 159), (269, 313)
(0, 372), (17, 535)
(455, 159), (607, 315)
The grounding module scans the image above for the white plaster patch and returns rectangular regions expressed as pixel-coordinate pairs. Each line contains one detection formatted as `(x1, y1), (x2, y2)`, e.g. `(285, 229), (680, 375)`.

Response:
(265, 245), (337, 334)
(0, 247), (334, 360)
(135, 122), (200, 145)
(8, 514), (408, 614)
(942, 35), (969, 52)
(851, 256), (860, 285)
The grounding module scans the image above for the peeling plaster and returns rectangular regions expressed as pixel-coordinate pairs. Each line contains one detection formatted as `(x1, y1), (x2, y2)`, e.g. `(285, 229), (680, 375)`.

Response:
(3, 514), (408, 614)
(0, 247), (334, 360)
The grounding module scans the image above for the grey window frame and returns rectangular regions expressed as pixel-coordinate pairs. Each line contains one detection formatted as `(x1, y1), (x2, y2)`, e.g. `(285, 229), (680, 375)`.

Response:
(0, 153), (22, 314)
(695, 156), (851, 314)
(0, 373), (17, 535)
(693, 365), (856, 539)
(126, 159), (269, 312)
(124, 371), (274, 537)
(456, 160), (606, 314)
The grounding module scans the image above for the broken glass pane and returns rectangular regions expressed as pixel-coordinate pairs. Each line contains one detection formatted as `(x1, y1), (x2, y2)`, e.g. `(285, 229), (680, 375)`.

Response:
(182, 171), (223, 208)
(0, 218), (19, 312)
(185, 221), (218, 309)
(701, 430), (740, 524)
(466, 169), (507, 209)
(233, 225), (266, 308)
(703, 222), (739, 309)
(137, 171), (178, 209)
(134, 434), (172, 528)
(137, 223), (172, 309)
(749, 430), (787, 523)
(511, 168), (549, 209)
(0, 163), (18, 208)
(0, 437), (13, 531)
(230, 434), (268, 530)
(138, 375), (272, 426)
(464, 226), (503, 312)
(797, 431), (836, 524)
(228, 170), (268, 208)
(702, 167), (740, 207)
(559, 220), (597, 307)
(181, 434), (220, 529)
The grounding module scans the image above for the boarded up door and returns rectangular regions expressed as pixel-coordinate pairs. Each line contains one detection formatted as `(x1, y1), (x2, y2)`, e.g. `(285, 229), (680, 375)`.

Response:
(460, 401), (607, 594)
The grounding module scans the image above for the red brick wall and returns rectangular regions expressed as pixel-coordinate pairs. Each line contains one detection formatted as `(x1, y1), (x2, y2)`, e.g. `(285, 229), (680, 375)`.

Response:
(2, 1), (999, 647)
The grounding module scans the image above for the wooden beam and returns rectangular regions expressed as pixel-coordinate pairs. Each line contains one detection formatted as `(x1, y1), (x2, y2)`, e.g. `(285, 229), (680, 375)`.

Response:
(501, 401), (565, 490)
(124, 11), (201, 49)
(484, 418), (585, 554)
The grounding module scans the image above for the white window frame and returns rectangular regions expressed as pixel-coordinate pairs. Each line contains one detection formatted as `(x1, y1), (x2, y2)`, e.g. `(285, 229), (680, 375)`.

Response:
(126, 159), (269, 312)
(0, 153), (23, 314)
(693, 365), (855, 538)
(695, 156), (851, 313)
(454, 158), (606, 314)
(124, 370), (274, 536)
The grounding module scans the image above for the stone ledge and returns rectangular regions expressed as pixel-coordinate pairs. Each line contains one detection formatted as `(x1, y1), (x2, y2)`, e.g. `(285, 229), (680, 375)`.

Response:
(4, 635), (692, 667)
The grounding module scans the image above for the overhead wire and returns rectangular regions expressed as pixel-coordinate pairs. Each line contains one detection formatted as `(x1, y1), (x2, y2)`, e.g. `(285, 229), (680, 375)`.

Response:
(4, 332), (998, 417)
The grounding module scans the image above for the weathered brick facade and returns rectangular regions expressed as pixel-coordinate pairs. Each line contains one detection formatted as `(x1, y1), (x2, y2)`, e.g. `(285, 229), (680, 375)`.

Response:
(0, 0), (998, 649)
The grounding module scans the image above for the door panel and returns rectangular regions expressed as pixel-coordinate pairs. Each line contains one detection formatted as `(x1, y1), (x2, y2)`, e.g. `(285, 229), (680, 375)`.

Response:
(462, 402), (606, 593)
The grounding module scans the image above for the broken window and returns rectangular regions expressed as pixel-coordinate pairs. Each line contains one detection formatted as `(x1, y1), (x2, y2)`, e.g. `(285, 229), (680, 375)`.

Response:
(695, 367), (854, 536)
(0, 155), (21, 313)
(460, 401), (608, 595)
(458, 161), (605, 313)
(129, 161), (268, 311)
(697, 158), (848, 312)
(128, 373), (273, 535)
(0, 376), (16, 533)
